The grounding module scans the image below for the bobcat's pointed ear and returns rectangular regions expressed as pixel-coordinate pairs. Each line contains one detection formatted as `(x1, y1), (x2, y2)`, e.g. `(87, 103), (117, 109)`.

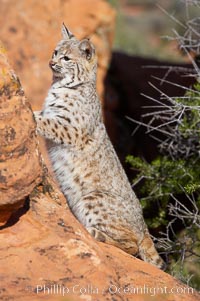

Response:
(79, 39), (95, 61)
(61, 23), (75, 40)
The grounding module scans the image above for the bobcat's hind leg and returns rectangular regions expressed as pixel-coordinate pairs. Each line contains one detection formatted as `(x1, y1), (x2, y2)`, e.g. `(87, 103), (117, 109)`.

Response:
(86, 226), (139, 256)
(139, 230), (166, 270)
(87, 226), (112, 243)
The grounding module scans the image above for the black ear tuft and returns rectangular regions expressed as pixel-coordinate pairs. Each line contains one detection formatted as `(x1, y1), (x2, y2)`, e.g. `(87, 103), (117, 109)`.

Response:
(79, 39), (95, 60)
(61, 23), (75, 40)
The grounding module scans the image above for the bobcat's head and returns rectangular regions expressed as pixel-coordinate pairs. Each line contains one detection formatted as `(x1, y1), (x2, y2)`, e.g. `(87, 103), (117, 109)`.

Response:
(49, 24), (97, 87)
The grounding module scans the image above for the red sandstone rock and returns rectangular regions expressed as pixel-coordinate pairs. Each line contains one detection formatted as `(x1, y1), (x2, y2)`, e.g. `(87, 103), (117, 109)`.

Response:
(0, 42), (42, 225)
(0, 40), (199, 301)
(1, 176), (199, 301)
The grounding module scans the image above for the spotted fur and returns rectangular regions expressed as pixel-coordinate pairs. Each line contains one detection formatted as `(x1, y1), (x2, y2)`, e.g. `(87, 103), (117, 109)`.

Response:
(34, 24), (165, 269)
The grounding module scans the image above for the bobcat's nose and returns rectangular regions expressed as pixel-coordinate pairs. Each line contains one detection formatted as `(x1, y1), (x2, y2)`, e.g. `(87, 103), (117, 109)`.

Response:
(49, 60), (56, 68)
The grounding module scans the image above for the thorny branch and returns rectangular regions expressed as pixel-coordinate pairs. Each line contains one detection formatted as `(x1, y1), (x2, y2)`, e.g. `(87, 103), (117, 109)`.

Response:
(129, 0), (200, 284)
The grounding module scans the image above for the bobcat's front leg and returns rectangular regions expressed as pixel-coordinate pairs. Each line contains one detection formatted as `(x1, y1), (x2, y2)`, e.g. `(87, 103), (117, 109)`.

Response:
(34, 111), (65, 144)
(34, 111), (90, 148)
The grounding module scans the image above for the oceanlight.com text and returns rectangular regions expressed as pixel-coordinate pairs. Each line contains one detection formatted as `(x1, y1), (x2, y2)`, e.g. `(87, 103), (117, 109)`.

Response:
(35, 283), (194, 297)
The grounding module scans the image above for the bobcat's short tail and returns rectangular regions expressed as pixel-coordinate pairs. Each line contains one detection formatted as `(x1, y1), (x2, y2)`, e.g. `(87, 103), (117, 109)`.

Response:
(139, 230), (166, 270)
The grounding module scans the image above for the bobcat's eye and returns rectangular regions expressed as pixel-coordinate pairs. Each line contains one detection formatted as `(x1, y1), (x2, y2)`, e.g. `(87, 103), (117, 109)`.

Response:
(52, 50), (58, 58)
(63, 56), (70, 61)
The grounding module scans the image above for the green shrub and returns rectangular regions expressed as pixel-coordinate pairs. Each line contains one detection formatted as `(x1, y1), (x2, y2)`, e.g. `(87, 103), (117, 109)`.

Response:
(127, 81), (200, 288)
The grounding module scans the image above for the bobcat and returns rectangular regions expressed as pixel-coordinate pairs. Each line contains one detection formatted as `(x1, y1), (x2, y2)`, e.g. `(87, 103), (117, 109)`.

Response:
(34, 24), (165, 269)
